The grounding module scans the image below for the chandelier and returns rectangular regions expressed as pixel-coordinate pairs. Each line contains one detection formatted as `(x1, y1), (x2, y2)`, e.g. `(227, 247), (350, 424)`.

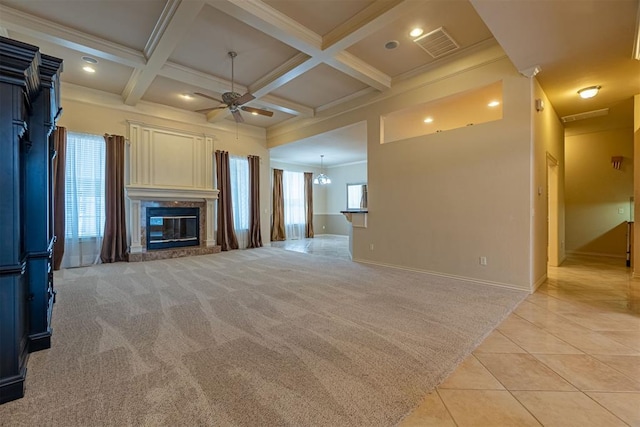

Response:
(313, 155), (332, 185)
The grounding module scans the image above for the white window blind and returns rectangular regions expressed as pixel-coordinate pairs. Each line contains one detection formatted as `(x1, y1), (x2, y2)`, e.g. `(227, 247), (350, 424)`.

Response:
(283, 170), (305, 239)
(229, 155), (249, 248)
(64, 132), (105, 239)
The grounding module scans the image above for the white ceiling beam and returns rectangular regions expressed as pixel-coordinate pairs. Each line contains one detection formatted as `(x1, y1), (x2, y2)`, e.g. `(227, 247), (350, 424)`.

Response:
(321, 0), (408, 51)
(206, 0), (322, 54)
(0, 4), (145, 67)
(208, 0), (391, 94)
(328, 51), (391, 91)
(122, 0), (204, 106)
(260, 94), (314, 117)
(248, 52), (319, 97)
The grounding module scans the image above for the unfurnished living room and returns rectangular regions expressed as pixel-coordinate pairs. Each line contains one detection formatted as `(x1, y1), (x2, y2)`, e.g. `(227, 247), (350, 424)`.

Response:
(1, 0), (639, 425)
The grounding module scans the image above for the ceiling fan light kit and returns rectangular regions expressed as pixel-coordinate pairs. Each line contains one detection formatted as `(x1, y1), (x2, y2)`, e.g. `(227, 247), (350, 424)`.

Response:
(194, 51), (273, 122)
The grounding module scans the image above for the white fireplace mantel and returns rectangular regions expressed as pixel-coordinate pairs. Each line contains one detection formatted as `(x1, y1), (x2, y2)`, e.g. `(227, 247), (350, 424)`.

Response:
(126, 185), (219, 202)
(126, 185), (219, 253)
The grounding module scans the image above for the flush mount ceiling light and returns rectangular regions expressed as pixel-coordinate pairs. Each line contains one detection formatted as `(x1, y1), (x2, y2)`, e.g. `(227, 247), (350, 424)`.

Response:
(487, 100), (500, 107)
(179, 93), (193, 100)
(409, 27), (424, 38)
(82, 66), (95, 73)
(313, 155), (332, 185)
(423, 117), (434, 123)
(578, 85), (601, 99)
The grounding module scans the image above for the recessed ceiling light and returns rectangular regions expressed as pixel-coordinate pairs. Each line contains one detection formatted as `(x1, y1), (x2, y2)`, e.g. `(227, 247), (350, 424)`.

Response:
(423, 117), (434, 123)
(385, 40), (399, 50)
(251, 111), (258, 115)
(578, 85), (600, 99)
(410, 28), (424, 38)
(487, 100), (500, 107)
(82, 66), (95, 73)
(81, 56), (98, 64)
(180, 93), (194, 100)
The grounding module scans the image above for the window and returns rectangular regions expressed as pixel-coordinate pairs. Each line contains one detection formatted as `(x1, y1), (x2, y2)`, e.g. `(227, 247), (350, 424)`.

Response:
(65, 132), (105, 238)
(229, 155), (249, 248)
(283, 170), (305, 239)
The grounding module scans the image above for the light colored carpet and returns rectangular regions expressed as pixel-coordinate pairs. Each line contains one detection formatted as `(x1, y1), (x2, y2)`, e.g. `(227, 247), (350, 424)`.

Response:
(0, 247), (526, 426)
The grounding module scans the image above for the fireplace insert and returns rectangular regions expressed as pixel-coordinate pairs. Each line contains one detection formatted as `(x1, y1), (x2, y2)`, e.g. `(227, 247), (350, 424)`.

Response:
(146, 207), (199, 250)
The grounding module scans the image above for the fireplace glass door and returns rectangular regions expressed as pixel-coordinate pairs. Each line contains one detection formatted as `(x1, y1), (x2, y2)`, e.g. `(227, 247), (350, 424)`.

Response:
(146, 207), (199, 250)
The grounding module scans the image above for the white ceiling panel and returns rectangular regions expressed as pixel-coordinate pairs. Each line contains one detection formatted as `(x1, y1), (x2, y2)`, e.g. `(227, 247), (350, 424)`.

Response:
(8, 31), (133, 95)
(0, 0), (166, 51)
(263, 0), (374, 36)
(169, 3), (301, 86)
(271, 63), (369, 108)
(347, 0), (493, 78)
(143, 75), (293, 126)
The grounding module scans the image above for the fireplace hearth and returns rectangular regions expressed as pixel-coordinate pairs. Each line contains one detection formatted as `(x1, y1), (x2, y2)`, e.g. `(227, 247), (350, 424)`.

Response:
(146, 207), (199, 250)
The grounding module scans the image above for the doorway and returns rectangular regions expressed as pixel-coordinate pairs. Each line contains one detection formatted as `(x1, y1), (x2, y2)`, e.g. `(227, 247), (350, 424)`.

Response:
(547, 153), (560, 267)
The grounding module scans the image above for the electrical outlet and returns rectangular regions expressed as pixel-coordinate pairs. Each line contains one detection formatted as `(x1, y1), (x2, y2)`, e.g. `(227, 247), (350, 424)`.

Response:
(479, 256), (487, 266)
(369, 244), (374, 251)
(618, 208), (624, 214)
(322, 225), (326, 230)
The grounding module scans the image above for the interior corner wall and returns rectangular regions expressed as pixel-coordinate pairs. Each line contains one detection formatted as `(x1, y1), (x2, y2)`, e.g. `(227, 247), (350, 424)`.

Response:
(532, 79), (565, 282)
(353, 58), (534, 290)
(57, 96), (272, 246)
(565, 128), (634, 258)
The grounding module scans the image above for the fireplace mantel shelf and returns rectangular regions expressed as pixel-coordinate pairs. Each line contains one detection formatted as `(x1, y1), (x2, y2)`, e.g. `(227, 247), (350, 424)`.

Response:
(126, 185), (219, 202)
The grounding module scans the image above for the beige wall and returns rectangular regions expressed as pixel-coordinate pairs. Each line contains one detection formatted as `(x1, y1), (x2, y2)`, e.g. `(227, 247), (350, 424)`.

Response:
(357, 68), (532, 290)
(532, 79), (565, 284)
(632, 94), (640, 275)
(58, 89), (272, 246)
(267, 45), (538, 290)
(565, 128), (634, 257)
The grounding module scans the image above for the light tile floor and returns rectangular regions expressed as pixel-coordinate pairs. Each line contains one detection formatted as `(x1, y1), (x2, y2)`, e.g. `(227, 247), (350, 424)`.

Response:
(401, 256), (640, 426)
(270, 239), (640, 425)
(270, 234), (351, 260)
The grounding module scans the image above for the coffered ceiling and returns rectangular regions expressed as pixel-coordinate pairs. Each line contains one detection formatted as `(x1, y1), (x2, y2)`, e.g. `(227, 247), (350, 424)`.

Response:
(1, 0), (638, 167)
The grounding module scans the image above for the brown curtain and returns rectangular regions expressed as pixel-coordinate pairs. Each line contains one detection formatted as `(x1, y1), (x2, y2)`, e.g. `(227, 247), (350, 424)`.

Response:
(271, 168), (286, 241)
(100, 134), (127, 263)
(360, 184), (368, 209)
(247, 155), (262, 248)
(52, 126), (66, 270)
(304, 172), (314, 238)
(215, 150), (239, 251)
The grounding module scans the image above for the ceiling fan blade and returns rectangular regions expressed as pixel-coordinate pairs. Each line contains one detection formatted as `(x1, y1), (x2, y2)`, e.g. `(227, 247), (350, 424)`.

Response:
(194, 92), (224, 104)
(231, 110), (244, 123)
(235, 92), (255, 105)
(241, 106), (274, 117)
(195, 105), (227, 113)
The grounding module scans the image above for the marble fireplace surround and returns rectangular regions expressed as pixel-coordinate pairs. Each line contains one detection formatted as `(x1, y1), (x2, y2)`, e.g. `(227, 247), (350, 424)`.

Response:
(125, 186), (219, 261)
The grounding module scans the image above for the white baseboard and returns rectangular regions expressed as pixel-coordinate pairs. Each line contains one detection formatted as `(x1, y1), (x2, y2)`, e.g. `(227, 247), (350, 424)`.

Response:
(533, 273), (547, 291)
(352, 258), (528, 292)
(566, 251), (625, 259)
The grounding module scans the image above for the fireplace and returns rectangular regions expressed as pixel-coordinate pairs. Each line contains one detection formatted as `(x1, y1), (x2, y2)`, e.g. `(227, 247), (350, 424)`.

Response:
(146, 207), (199, 250)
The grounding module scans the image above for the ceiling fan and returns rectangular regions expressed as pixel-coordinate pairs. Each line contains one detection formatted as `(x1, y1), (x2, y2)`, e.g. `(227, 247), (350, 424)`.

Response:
(194, 51), (273, 123)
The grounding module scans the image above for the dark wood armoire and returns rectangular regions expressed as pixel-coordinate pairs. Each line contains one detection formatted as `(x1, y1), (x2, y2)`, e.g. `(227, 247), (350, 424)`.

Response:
(0, 36), (62, 404)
